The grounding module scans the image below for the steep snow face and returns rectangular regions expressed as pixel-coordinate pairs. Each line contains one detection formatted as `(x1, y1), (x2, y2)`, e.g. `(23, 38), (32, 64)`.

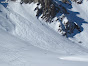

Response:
(1, 1), (88, 66)
(0, 0), (88, 54)
(0, 1), (87, 55)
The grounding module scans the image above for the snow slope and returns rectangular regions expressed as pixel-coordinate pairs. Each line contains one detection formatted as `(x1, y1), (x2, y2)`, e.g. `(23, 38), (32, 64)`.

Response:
(0, 0), (88, 66)
(0, 25), (88, 66)
(5, 2), (88, 54)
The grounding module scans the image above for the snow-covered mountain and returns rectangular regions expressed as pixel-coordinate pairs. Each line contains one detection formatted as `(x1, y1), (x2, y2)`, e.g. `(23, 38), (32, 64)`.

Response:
(0, 0), (88, 66)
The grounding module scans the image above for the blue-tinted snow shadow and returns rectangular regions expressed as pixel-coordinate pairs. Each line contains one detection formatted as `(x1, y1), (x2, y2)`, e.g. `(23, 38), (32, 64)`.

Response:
(0, 10), (2, 12)
(66, 7), (88, 37)
(0, 0), (8, 7)
(0, 3), (8, 7)
(54, 0), (72, 9)
(66, 11), (88, 37)
(55, 0), (88, 37)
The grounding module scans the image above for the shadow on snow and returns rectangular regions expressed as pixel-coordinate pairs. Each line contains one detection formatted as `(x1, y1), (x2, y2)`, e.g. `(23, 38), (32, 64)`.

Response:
(0, 0), (8, 7)
(56, 0), (88, 37)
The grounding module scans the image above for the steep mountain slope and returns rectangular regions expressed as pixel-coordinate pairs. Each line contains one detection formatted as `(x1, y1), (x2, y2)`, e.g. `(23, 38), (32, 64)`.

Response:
(0, 0), (88, 66)
(0, 1), (87, 54)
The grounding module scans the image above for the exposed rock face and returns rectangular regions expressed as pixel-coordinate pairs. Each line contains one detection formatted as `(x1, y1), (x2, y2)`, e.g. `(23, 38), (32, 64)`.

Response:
(33, 0), (38, 2)
(61, 0), (70, 4)
(61, 0), (83, 4)
(11, 0), (16, 1)
(71, 0), (83, 4)
(57, 14), (81, 37)
(20, 0), (68, 22)
(34, 0), (68, 22)
(34, 0), (57, 22)
(20, 0), (82, 37)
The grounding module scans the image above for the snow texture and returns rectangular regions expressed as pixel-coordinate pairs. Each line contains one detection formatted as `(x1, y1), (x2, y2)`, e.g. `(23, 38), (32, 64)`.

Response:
(0, 0), (88, 66)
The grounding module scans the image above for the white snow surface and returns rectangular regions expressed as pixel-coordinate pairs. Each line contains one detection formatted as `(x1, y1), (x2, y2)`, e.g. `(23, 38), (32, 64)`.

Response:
(0, 0), (88, 66)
